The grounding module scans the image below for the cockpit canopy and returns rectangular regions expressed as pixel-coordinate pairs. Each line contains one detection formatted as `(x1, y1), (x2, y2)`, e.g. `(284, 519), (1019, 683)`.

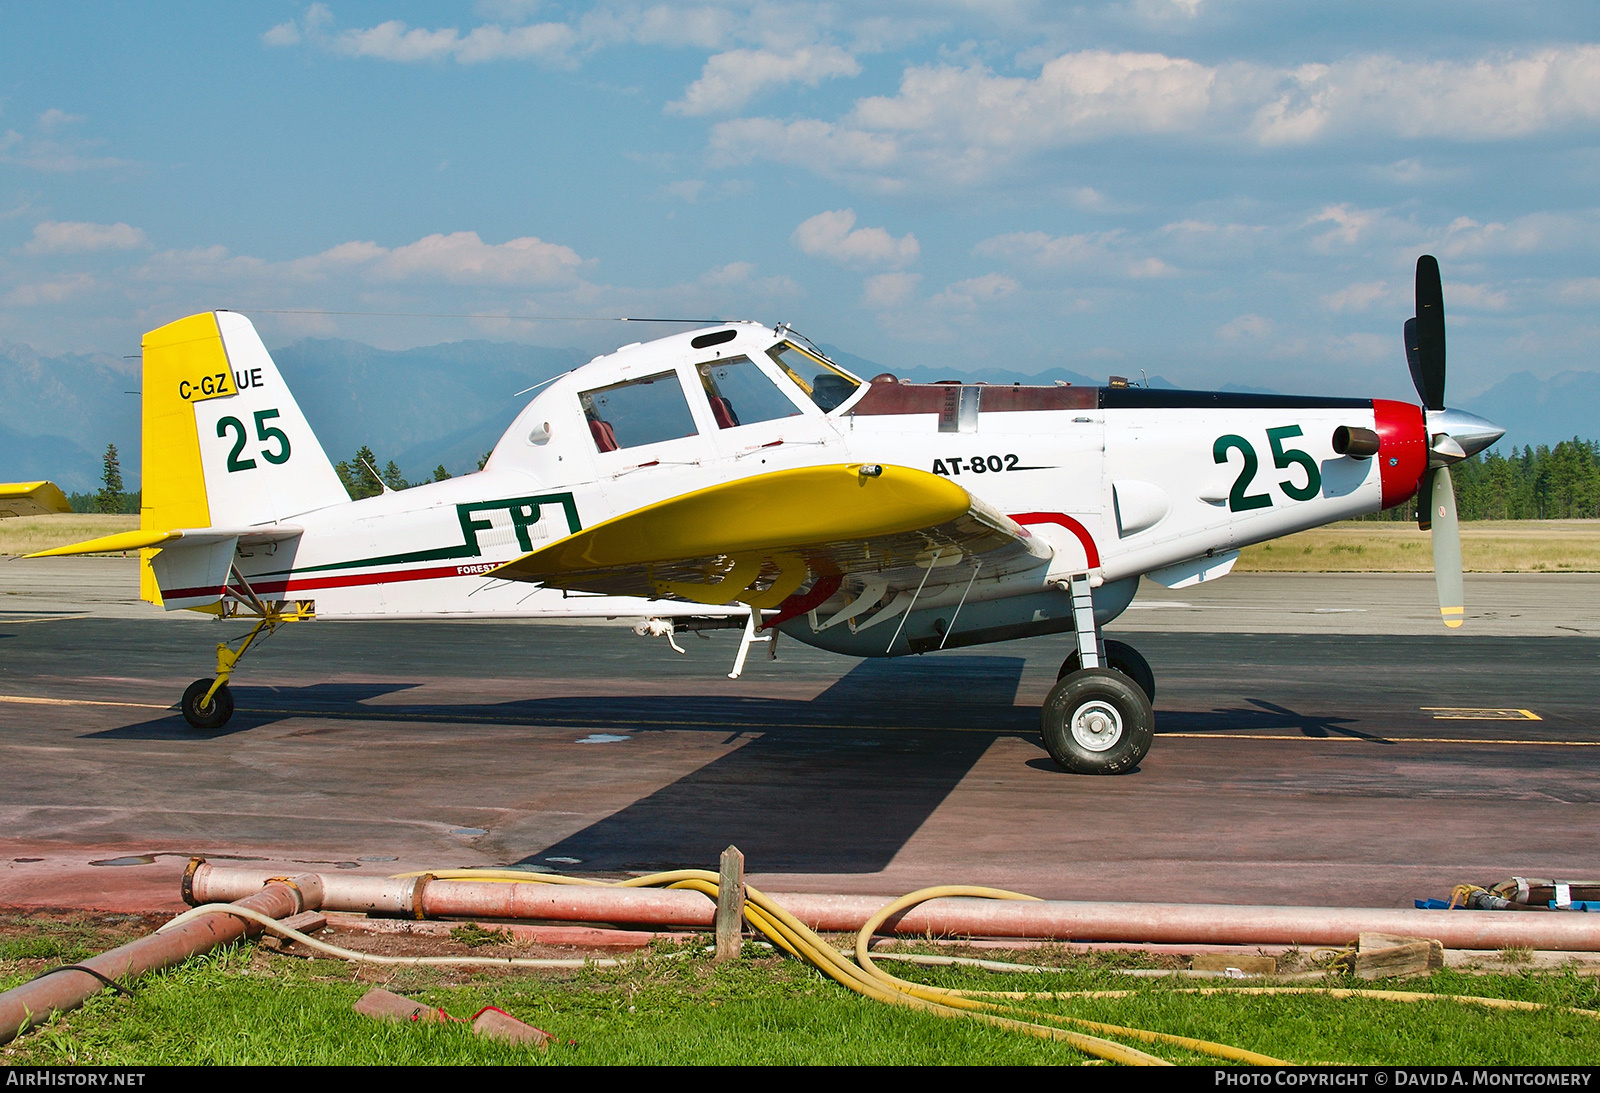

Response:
(577, 335), (861, 453)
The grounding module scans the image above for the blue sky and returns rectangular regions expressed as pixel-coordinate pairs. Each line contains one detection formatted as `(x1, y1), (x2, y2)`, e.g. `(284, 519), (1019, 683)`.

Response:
(3, 1), (1599, 404)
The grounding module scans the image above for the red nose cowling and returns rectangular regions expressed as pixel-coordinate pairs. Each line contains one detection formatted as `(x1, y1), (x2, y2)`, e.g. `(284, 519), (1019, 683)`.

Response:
(1371, 398), (1428, 510)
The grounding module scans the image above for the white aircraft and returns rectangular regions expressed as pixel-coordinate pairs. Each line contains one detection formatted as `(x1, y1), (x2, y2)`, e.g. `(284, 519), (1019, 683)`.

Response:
(32, 256), (1502, 774)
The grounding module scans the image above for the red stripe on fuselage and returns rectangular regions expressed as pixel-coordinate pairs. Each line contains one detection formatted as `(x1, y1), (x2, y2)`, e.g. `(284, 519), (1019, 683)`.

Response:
(1009, 512), (1100, 568)
(1372, 399), (1427, 509)
(162, 563), (491, 602)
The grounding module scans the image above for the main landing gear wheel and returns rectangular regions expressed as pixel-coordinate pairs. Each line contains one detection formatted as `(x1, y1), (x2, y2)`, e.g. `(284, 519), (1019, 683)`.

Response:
(181, 678), (234, 730)
(1057, 639), (1155, 703)
(1041, 668), (1153, 775)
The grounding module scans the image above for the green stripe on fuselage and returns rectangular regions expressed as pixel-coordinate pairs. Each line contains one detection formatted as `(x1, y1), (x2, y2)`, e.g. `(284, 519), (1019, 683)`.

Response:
(253, 493), (581, 577)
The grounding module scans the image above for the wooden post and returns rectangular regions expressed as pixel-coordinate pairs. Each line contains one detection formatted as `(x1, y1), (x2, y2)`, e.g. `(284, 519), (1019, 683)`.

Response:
(714, 844), (745, 962)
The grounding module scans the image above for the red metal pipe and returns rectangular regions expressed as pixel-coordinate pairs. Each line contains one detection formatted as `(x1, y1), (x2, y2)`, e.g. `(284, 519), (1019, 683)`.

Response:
(0, 878), (312, 1046)
(186, 862), (1600, 952)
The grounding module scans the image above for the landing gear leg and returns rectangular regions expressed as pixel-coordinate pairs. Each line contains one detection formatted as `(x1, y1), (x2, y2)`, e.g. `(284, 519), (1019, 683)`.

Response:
(1054, 571), (1155, 701)
(1041, 574), (1154, 774)
(180, 580), (313, 730)
(1058, 640), (1155, 703)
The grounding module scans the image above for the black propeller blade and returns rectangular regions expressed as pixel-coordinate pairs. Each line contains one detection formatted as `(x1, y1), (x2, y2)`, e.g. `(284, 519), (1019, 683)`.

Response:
(1412, 255), (1446, 411)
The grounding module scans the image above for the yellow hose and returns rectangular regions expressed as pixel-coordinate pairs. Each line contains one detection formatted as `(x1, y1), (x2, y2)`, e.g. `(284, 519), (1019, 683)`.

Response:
(851, 886), (1290, 1066)
(386, 867), (1600, 1063)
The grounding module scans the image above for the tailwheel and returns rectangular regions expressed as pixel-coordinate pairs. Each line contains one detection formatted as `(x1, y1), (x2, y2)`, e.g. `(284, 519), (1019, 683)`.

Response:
(1041, 668), (1153, 775)
(1057, 638), (1155, 703)
(181, 678), (234, 730)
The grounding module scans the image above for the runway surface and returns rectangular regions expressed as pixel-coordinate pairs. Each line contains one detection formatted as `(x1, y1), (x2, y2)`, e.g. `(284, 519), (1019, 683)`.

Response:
(2, 558), (1597, 913)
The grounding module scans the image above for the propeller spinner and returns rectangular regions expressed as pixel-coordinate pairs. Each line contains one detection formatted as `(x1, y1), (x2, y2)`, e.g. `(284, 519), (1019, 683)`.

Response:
(1403, 255), (1505, 629)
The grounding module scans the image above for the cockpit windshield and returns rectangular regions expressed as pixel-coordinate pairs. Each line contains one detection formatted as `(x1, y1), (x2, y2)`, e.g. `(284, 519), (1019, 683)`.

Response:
(767, 342), (862, 413)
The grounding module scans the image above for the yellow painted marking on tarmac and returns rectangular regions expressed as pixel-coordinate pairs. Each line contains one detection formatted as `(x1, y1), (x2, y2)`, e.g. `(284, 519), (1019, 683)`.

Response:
(1422, 707), (1542, 721)
(0, 615), (89, 624)
(0, 694), (172, 710)
(1162, 733), (1595, 747)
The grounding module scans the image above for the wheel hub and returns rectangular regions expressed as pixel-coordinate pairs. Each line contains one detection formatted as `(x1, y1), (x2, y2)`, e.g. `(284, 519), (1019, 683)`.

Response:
(1070, 700), (1124, 752)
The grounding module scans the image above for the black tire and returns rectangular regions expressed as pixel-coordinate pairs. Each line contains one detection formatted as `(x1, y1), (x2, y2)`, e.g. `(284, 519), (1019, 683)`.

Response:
(1041, 668), (1153, 775)
(181, 678), (234, 730)
(1057, 638), (1155, 703)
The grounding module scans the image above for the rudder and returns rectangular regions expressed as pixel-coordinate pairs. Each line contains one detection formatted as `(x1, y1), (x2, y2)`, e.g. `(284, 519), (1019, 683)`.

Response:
(139, 311), (348, 602)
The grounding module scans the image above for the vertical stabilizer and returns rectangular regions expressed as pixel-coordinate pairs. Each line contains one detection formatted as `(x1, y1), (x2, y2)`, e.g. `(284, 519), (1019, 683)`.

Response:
(139, 311), (348, 602)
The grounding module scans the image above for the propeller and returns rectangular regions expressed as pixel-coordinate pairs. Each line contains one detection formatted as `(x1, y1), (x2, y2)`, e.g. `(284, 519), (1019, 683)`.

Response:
(1402, 255), (1502, 629)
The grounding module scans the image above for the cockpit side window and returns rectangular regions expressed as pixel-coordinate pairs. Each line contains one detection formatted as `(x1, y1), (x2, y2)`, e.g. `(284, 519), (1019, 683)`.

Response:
(579, 371), (698, 452)
(696, 357), (804, 429)
(768, 342), (862, 413)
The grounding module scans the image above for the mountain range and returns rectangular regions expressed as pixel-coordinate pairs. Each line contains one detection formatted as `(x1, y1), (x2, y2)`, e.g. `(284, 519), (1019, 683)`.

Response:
(1, 336), (1593, 493)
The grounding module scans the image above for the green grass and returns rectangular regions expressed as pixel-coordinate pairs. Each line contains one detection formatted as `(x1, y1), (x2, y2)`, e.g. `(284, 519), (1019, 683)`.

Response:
(6, 937), (1600, 1066)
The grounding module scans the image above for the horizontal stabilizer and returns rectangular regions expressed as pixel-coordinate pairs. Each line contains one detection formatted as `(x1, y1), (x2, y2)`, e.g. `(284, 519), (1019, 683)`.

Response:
(492, 464), (1051, 610)
(25, 524), (303, 559)
(0, 481), (72, 519)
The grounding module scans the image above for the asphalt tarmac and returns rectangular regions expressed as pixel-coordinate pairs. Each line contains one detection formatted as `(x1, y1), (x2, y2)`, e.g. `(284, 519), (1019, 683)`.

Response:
(2, 558), (1597, 913)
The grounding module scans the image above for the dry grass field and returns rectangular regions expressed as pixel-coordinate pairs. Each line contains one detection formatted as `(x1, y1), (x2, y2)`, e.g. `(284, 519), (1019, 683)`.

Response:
(0, 513), (139, 556)
(2, 514), (1596, 571)
(1237, 519), (1600, 572)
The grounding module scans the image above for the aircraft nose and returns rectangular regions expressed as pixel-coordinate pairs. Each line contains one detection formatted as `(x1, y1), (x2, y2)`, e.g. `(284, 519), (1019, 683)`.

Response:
(1425, 408), (1505, 459)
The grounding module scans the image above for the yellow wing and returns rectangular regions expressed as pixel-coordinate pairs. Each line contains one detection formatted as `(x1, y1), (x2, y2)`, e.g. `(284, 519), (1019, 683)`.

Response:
(0, 481), (72, 519)
(491, 464), (1052, 610)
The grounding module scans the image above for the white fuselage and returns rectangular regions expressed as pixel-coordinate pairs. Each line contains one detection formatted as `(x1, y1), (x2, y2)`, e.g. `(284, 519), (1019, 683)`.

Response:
(226, 322), (1393, 653)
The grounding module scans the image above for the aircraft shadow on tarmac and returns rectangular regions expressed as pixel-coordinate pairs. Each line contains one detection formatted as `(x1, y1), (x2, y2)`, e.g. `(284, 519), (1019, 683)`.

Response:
(85, 658), (1033, 874)
(1155, 698), (1392, 743)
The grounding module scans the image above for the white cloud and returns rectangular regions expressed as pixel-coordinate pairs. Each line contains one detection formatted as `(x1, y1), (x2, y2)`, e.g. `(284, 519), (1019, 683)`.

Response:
(931, 273), (1017, 309)
(976, 230), (1173, 278)
(1127, 256), (1175, 278)
(278, 2), (761, 66)
(36, 109), (85, 130)
(266, 7), (575, 65)
(1322, 281), (1390, 313)
(1433, 214), (1582, 257)
(332, 20), (573, 63)
(709, 117), (901, 178)
(22, 221), (148, 255)
(791, 209), (919, 269)
(138, 231), (586, 288)
(666, 179), (706, 202)
(1250, 48), (1600, 145)
(368, 232), (584, 284)
(695, 261), (800, 296)
(668, 46), (861, 115)
(1445, 282), (1510, 311)
(577, 3), (739, 50)
(977, 230), (1112, 267)
(0, 109), (127, 172)
(1217, 314), (1273, 339)
(863, 271), (920, 308)
(716, 44), (1600, 187)
(1306, 204), (1381, 248)
(4, 273), (95, 307)
(1558, 277), (1600, 302)
(262, 21), (300, 47)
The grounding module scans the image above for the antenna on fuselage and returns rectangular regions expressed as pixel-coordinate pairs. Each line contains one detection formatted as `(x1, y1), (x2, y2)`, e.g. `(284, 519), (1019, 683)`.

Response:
(359, 457), (396, 495)
(512, 371), (573, 399)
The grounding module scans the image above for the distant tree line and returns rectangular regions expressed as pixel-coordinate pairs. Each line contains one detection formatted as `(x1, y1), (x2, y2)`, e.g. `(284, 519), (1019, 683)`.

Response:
(334, 445), (451, 500)
(1361, 438), (1600, 521)
(68, 442), (454, 510)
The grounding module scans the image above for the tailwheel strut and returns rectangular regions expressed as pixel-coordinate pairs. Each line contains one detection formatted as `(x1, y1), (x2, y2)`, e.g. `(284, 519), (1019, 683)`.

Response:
(180, 568), (313, 730)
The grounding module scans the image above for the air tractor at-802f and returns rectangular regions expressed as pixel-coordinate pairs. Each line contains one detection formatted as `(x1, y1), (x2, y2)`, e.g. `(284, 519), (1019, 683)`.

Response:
(31, 256), (1502, 775)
